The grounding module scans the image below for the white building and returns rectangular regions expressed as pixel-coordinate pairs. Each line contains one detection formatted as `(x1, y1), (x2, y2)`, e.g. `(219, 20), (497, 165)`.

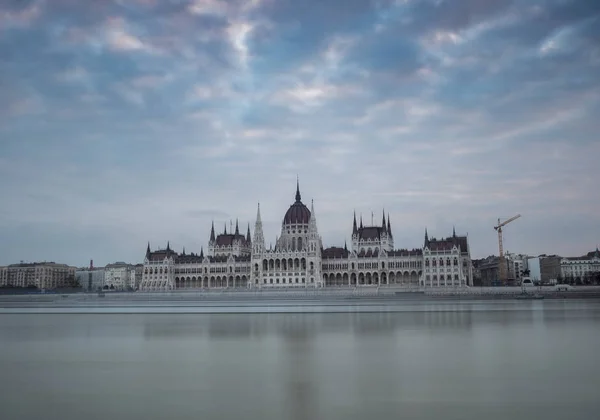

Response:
(104, 262), (137, 291)
(526, 257), (541, 283)
(506, 252), (529, 283)
(139, 183), (473, 291)
(561, 249), (600, 283)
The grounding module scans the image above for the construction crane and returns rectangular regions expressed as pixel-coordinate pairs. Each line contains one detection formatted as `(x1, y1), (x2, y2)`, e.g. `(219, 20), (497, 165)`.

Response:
(494, 214), (521, 285)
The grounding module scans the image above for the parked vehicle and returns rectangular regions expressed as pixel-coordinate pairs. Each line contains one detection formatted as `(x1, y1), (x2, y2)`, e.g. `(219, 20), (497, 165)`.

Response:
(554, 284), (574, 292)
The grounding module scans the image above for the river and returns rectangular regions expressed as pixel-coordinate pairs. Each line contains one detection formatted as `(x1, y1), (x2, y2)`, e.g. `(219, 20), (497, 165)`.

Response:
(1, 300), (599, 420)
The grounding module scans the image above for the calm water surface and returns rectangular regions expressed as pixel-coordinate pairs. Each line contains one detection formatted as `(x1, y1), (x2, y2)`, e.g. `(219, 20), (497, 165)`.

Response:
(1, 301), (599, 420)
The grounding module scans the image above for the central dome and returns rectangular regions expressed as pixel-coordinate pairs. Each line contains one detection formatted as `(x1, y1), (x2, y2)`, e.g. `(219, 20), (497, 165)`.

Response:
(283, 181), (311, 225)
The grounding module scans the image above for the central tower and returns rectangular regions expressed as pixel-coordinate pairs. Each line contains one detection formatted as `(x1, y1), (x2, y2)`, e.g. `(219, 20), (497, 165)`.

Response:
(250, 180), (323, 288)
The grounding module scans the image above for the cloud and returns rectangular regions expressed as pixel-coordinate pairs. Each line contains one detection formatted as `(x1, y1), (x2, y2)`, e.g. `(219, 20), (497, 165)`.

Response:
(0, 0), (599, 266)
(0, 1), (41, 29)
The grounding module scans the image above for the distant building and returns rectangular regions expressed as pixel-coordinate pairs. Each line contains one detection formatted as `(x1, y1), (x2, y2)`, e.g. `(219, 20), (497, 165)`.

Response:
(505, 253), (529, 284)
(475, 256), (501, 286)
(0, 266), (8, 286)
(134, 264), (143, 289)
(527, 257), (541, 283)
(2, 262), (77, 289)
(540, 255), (562, 283)
(76, 268), (105, 292)
(561, 248), (600, 283)
(104, 262), (137, 291)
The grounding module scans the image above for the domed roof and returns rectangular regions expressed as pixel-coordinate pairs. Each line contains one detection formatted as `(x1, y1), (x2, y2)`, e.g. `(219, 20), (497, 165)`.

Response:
(283, 181), (311, 225)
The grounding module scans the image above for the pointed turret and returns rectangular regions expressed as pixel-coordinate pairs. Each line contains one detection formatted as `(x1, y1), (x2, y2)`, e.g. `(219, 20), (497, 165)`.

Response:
(146, 242), (151, 258)
(253, 203), (265, 254)
(210, 221), (215, 242)
(166, 241), (171, 252)
(182, 247), (186, 255)
(344, 240), (348, 252)
(359, 214), (363, 229)
(235, 219), (239, 235)
(309, 199), (317, 227)
(200, 246), (204, 259)
(387, 213), (391, 236)
(224, 223), (227, 235)
(424, 228), (429, 247)
(453, 225), (456, 238)
(382, 210), (386, 233)
(246, 223), (251, 243)
(295, 177), (301, 203)
(352, 211), (358, 235)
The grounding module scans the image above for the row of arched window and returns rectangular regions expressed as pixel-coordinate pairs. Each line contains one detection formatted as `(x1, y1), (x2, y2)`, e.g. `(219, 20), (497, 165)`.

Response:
(144, 266), (171, 275)
(425, 258), (459, 267)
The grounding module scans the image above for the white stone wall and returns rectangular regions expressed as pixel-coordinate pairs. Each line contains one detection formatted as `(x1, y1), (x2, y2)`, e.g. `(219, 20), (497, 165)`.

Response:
(140, 258), (175, 291)
(105, 266), (136, 290)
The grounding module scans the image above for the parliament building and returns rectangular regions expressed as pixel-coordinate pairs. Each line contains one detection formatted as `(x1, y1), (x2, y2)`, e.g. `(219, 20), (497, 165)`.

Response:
(139, 183), (473, 291)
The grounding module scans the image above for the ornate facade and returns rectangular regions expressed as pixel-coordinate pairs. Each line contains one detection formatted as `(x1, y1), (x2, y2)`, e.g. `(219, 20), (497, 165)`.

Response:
(139, 183), (473, 291)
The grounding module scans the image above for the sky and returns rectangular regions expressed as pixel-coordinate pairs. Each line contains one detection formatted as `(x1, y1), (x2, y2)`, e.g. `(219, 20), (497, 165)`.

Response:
(0, 0), (599, 267)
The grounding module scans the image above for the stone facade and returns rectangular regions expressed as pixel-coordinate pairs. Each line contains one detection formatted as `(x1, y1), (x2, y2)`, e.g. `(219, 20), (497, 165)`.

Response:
(138, 184), (473, 291)
(2, 262), (77, 289)
(561, 249), (600, 283)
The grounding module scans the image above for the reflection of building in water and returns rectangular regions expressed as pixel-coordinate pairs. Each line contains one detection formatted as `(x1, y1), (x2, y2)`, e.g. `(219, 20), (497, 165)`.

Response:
(139, 182), (473, 291)
(280, 316), (318, 420)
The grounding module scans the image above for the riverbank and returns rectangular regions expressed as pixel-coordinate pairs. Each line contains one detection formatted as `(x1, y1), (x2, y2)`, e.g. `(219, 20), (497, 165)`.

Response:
(2, 287), (600, 313)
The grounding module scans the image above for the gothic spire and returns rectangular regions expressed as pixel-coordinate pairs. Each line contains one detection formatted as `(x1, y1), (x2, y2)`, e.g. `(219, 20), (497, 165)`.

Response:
(387, 213), (392, 236)
(166, 241), (171, 252)
(224, 222), (227, 235)
(235, 218), (239, 235)
(200, 246), (204, 259)
(182, 246), (186, 255)
(146, 242), (150, 256)
(344, 240), (348, 251)
(382, 209), (386, 232)
(353, 210), (358, 235)
(256, 202), (262, 224)
(210, 221), (215, 242)
(246, 223), (251, 243)
(308, 199), (318, 233)
(295, 176), (301, 203)
(253, 203), (265, 253)
(359, 214), (363, 229)
(424, 228), (429, 247)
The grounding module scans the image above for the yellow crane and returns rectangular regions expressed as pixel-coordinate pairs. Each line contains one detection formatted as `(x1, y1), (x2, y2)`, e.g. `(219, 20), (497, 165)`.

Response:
(494, 214), (521, 285)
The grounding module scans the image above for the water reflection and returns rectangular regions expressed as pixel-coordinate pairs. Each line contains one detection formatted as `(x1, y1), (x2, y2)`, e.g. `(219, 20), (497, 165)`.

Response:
(140, 311), (480, 342)
(3, 304), (600, 420)
(280, 315), (318, 420)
